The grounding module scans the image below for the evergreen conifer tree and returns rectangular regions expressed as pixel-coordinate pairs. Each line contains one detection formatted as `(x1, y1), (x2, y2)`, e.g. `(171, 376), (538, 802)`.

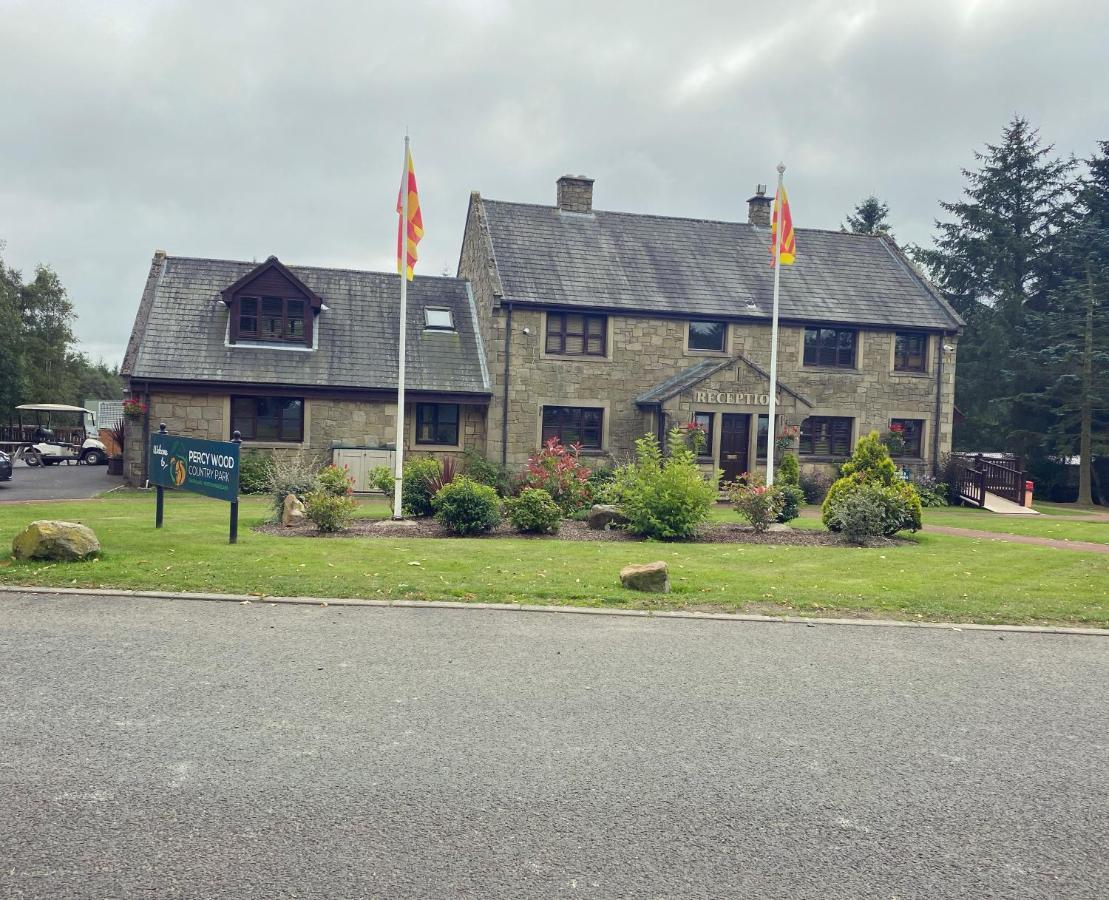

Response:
(913, 116), (1074, 451)
(1019, 142), (1109, 504)
(843, 196), (893, 237)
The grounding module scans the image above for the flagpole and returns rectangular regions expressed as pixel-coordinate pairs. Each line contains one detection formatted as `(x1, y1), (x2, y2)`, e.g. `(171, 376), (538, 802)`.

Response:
(766, 162), (785, 487)
(392, 136), (410, 519)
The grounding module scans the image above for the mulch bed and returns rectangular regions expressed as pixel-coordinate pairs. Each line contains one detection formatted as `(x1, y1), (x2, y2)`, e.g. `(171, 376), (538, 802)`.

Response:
(256, 517), (907, 547)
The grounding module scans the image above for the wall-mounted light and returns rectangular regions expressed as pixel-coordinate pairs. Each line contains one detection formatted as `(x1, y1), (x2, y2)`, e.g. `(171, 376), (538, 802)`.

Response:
(522, 327), (531, 335)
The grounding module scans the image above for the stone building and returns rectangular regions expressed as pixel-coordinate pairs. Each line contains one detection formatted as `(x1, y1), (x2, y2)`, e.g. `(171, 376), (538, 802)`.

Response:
(119, 255), (489, 485)
(456, 176), (962, 482)
(121, 175), (962, 487)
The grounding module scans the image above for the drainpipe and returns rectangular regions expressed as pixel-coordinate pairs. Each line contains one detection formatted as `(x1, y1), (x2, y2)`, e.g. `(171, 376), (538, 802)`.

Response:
(656, 402), (666, 447)
(500, 301), (512, 466)
(933, 334), (945, 476)
(141, 382), (151, 486)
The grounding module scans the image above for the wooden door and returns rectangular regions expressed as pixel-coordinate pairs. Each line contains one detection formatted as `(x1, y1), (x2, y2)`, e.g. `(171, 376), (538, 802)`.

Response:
(719, 414), (750, 483)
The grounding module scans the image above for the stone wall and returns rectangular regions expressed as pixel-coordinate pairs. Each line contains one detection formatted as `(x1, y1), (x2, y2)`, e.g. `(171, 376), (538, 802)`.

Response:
(467, 300), (957, 475)
(122, 391), (486, 486)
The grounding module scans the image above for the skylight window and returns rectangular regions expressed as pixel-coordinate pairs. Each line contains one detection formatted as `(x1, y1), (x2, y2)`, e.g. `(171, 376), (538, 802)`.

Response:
(424, 308), (454, 330)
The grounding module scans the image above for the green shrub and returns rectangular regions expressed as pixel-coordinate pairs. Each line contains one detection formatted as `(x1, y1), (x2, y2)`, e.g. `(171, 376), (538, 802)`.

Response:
(521, 438), (593, 514)
(432, 476), (502, 535)
(913, 474), (950, 508)
(462, 449), (514, 497)
(798, 467), (834, 504)
(239, 452), (274, 495)
(303, 490), (357, 533)
(267, 453), (321, 518)
(727, 474), (784, 532)
(777, 452), (800, 486)
(402, 456), (443, 516)
(825, 482), (891, 544)
(839, 431), (900, 483)
(824, 476), (923, 535)
(368, 465), (394, 494)
(776, 483), (805, 523)
(613, 429), (718, 540)
(316, 464), (354, 497)
(822, 432), (923, 535)
(505, 487), (562, 534)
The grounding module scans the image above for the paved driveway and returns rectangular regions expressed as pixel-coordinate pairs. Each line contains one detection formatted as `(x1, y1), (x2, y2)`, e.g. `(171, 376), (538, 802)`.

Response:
(0, 460), (124, 502)
(1, 593), (1106, 899)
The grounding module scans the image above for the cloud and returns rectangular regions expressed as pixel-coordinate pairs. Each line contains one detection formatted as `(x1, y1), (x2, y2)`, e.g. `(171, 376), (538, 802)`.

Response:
(0, 0), (1106, 364)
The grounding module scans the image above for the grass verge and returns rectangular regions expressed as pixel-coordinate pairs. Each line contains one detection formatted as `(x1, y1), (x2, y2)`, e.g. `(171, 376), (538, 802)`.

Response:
(0, 493), (1106, 627)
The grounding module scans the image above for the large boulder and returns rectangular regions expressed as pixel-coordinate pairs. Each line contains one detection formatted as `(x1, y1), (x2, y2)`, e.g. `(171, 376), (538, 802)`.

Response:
(587, 504), (628, 531)
(12, 521), (100, 562)
(620, 561), (670, 593)
(282, 493), (306, 527)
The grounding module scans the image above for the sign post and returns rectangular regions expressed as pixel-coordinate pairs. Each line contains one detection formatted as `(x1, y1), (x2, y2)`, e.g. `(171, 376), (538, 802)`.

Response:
(148, 423), (242, 543)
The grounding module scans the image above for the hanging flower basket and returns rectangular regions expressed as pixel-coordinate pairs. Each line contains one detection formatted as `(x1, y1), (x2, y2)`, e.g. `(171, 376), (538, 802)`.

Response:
(774, 424), (800, 453)
(122, 399), (147, 421)
(678, 421), (708, 455)
(881, 424), (906, 456)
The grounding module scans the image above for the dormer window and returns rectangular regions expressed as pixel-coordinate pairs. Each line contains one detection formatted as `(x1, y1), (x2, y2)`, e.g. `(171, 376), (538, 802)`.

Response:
(222, 256), (322, 348)
(424, 308), (454, 330)
(236, 296), (305, 342)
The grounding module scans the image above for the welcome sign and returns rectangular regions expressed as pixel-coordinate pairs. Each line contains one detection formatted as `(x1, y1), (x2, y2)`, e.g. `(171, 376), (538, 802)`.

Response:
(149, 433), (240, 502)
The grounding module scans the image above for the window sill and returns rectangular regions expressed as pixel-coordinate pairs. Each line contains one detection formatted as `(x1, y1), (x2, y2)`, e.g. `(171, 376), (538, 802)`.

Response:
(797, 456), (846, 463)
(577, 449), (608, 457)
(413, 443), (463, 452)
(685, 349), (729, 357)
(538, 353), (612, 363)
(228, 339), (316, 352)
(240, 440), (308, 449)
(801, 366), (861, 375)
(890, 370), (931, 378)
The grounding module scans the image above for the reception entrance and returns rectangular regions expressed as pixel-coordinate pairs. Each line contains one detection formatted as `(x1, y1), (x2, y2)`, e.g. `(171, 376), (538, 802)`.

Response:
(719, 413), (750, 483)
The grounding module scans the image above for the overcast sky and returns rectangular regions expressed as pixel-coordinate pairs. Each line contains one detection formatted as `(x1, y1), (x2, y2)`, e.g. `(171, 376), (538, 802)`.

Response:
(2, 0), (1106, 364)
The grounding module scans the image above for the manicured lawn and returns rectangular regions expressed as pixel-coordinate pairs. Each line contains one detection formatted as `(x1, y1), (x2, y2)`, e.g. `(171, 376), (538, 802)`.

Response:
(0, 493), (1106, 627)
(913, 506), (1109, 544)
(1032, 500), (1109, 518)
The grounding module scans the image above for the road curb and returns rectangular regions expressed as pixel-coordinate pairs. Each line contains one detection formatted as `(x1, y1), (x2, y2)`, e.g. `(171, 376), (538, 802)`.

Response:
(0, 584), (1106, 636)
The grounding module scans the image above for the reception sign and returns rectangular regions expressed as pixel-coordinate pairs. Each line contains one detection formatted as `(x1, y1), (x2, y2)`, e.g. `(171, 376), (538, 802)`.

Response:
(149, 433), (240, 501)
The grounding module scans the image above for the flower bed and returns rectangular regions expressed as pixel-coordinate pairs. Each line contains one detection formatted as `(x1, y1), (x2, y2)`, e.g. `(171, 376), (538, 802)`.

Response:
(256, 517), (908, 547)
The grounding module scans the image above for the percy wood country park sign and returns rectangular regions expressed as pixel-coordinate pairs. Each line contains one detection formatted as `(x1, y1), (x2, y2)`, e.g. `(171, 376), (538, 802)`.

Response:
(148, 424), (242, 542)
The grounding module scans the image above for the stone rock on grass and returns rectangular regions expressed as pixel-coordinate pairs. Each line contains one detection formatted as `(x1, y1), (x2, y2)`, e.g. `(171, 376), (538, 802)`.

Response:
(588, 504), (629, 531)
(12, 520), (100, 562)
(282, 493), (306, 527)
(620, 560), (670, 593)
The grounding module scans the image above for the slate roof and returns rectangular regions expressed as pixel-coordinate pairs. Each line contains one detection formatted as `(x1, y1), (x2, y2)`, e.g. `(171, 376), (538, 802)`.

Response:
(122, 255), (490, 396)
(478, 199), (963, 331)
(635, 354), (813, 408)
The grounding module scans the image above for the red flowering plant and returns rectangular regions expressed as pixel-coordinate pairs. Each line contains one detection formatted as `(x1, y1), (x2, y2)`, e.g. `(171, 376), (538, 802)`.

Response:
(678, 421), (708, 455)
(726, 471), (785, 533)
(521, 437), (593, 514)
(880, 422), (906, 456)
(316, 463), (356, 497)
(122, 398), (147, 421)
(774, 423), (800, 454)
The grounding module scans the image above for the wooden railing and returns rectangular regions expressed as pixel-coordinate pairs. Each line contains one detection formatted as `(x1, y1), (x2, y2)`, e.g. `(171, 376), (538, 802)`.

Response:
(953, 454), (1026, 507)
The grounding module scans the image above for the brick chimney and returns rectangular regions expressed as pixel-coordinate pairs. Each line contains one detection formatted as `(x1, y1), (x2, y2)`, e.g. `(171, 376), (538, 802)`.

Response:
(556, 175), (595, 213)
(747, 184), (772, 227)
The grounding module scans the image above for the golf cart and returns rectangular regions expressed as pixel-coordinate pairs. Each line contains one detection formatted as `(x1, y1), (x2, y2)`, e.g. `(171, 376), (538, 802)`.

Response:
(7, 404), (109, 466)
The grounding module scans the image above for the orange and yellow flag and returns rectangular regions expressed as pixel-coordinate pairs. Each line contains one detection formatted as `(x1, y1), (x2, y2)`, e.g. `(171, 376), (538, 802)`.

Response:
(770, 185), (796, 266)
(396, 145), (424, 280)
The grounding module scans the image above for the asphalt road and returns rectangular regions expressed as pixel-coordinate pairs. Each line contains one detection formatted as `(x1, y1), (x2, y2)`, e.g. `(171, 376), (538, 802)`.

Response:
(1, 594), (1106, 899)
(0, 460), (123, 502)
